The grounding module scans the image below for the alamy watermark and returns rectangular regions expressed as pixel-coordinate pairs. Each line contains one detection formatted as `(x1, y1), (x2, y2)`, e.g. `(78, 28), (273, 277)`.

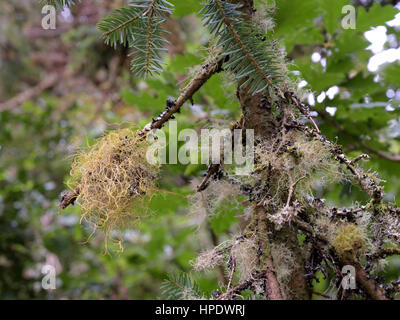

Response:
(41, 264), (56, 290)
(341, 265), (356, 290)
(41, 5), (57, 30)
(341, 5), (356, 30)
(146, 121), (255, 175)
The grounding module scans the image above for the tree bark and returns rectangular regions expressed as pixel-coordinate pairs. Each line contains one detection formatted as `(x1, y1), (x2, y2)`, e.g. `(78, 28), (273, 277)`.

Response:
(235, 0), (311, 299)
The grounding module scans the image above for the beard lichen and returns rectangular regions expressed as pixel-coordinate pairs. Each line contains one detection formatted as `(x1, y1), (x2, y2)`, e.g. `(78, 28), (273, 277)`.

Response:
(69, 128), (159, 251)
(188, 179), (242, 225)
(191, 240), (232, 272)
(231, 237), (258, 282)
(249, 130), (347, 213)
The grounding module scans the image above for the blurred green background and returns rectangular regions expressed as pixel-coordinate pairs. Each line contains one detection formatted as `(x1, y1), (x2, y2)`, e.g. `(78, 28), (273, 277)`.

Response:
(1, 0), (400, 299)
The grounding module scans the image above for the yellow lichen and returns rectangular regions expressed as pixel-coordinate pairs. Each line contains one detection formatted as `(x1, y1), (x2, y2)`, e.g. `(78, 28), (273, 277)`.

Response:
(69, 128), (159, 250)
(333, 224), (365, 259)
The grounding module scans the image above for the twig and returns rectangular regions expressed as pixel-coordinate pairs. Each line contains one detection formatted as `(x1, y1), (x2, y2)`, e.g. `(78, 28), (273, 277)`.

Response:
(197, 164), (221, 192)
(140, 57), (225, 134)
(285, 173), (307, 207)
(148, 188), (187, 199)
(286, 121), (384, 203)
(216, 274), (260, 300)
(332, 206), (365, 217)
(60, 58), (225, 210)
(293, 217), (388, 300)
(286, 92), (320, 133)
(351, 154), (370, 165)
(196, 118), (243, 193)
(227, 256), (236, 291)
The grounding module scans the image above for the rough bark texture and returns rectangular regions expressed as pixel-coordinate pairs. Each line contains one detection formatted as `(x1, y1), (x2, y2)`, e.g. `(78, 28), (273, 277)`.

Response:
(255, 206), (284, 300)
(235, 0), (311, 300)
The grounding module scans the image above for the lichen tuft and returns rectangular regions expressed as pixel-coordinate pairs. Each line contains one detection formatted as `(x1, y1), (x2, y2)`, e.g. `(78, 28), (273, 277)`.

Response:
(333, 224), (365, 259)
(69, 128), (159, 250)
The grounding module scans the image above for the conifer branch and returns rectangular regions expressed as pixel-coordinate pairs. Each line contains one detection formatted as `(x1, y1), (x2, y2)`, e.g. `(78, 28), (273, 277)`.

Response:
(213, 0), (274, 89)
(200, 0), (282, 95)
(61, 57), (225, 210)
(140, 56), (226, 133)
(161, 272), (202, 300)
(98, 0), (173, 77)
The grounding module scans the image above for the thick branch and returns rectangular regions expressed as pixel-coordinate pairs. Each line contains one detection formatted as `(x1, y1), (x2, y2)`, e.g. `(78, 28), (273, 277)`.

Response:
(351, 261), (388, 300)
(255, 206), (284, 300)
(59, 187), (80, 209)
(263, 256), (283, 300)
(371, 247), (400, 259)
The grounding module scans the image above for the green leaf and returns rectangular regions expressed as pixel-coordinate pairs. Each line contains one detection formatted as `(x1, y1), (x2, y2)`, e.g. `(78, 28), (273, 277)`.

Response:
(168, 52), (202, 73)
(357, 2), (398, 32)
(283, 27), (324, 53)
(321, 0), (350, 34)
(209, 208), (237, 235)
(275, 0), (322, 37)
(333, 29), (369, 59)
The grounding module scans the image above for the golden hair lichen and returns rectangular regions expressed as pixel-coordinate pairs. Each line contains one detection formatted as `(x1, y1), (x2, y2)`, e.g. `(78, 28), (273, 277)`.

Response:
(69, 128), (159, 251)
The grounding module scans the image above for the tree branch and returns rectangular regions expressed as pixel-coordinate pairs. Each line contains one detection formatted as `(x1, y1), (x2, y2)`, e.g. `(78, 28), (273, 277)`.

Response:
(371, 247), (400, 259)
(140, 57), (226, 134)
(286, 121), (384, 203)
(61, 57), (225, 209)
(294, 217), (388, 300)
(263, 256), (284, 300)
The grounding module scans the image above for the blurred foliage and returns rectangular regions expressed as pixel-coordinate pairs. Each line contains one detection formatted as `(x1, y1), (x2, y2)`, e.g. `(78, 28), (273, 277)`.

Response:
(0, 0), (400, 299)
